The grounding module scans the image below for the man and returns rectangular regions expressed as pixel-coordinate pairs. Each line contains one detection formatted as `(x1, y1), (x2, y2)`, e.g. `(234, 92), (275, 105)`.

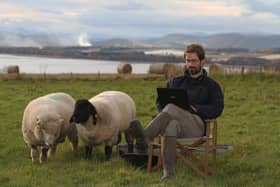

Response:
(130, 44), (224, 180)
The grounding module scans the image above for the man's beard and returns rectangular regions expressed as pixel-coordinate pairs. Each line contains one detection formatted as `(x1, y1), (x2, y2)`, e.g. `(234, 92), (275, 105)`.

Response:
(188, 67), (202, 75)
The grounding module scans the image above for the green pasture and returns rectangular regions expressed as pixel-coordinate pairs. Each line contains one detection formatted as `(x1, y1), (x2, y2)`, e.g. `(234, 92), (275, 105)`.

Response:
(0, 74), (279, 187)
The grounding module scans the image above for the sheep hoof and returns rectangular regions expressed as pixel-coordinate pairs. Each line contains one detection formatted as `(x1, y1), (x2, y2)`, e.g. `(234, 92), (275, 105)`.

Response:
(105, 156), (110, 161)
(32, 158), (39, 164)
(84, 156), (92, 160)
(39, 159), (46, 164)
(72, 146), (78, 155)
(105, 145), (112, 161)
(73, 150), (79, 157)
(85, 146), (93, 160)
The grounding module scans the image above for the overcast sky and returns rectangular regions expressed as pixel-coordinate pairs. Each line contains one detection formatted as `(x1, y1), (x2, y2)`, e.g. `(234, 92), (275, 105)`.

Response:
(1, 0), (280, 39)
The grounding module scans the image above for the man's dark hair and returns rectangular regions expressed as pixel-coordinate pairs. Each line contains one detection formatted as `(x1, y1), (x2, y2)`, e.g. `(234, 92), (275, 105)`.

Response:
(184, 44), (205, 61)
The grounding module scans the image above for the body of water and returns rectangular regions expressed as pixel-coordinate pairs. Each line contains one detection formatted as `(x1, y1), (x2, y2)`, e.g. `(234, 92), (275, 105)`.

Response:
(145, 49), (183, 56)
(0, 54), (150, 74)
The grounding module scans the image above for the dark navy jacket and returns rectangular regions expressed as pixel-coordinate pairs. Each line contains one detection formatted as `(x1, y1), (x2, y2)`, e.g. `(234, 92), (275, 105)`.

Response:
(157, 70), (224, 120)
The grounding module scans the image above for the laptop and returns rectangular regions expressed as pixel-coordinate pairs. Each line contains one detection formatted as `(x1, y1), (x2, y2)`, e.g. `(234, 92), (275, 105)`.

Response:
(157, 88), (190, 110)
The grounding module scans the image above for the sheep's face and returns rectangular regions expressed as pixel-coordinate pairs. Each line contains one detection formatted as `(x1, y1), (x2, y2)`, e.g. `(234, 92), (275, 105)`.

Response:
(70, 99), (97, 125)
(34, 114), (64, 147)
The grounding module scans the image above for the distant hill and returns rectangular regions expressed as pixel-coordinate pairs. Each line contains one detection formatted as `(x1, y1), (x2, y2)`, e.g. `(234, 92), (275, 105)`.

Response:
(141, 34), (200, 48)
(93, 38), (143, 48)
(92, 33), (280, 50)
(203, 33), (280, 50)
(1, 32), (280, 50)
(140, 33), (280, 50)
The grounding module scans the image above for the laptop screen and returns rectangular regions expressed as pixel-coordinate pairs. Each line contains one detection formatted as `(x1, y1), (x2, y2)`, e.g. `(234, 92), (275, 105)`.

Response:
(157, 88), (190, 110)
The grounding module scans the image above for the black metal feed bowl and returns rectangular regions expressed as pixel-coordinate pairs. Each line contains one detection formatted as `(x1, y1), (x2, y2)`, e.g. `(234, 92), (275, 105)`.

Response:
(118, 143), (234, 169)
(117, 144), (159, 169)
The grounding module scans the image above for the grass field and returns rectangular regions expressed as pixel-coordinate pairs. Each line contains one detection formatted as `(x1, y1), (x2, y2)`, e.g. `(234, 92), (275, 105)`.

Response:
(0, 74), (279, 187)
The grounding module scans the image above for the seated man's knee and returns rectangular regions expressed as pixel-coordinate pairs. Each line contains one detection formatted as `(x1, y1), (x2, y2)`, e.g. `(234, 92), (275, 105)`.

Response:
(164, 120), (180, 137)
(162, 103), (178, 115)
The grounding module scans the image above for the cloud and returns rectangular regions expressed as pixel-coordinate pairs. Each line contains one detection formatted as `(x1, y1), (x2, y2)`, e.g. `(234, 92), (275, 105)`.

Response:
(1, 0), (280, 38)
(104, 1), (151, 11)
(156, 0), (249, 17)
(241, 0), (280, 16)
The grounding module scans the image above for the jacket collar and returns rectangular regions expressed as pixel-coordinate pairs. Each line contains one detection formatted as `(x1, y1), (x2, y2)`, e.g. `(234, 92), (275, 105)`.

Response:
(184, 68), (207, 80)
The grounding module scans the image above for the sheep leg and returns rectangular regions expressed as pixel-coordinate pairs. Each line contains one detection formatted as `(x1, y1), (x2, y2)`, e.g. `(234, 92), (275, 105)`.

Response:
(47, 145), (57, 157)
(40, 146), (49, 163)
(105, 145), (112, 161)
(116, 132), (122, 145)
(124, 130), (134, 153)
(31, 145), (39, 163)
(67, 125), (79, 154)
(85, 145), (93, 160)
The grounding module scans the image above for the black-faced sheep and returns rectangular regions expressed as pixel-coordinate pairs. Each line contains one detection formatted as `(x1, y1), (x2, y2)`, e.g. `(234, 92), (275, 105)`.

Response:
(22, 92), (78, 163)
(70, 91), (136, 160)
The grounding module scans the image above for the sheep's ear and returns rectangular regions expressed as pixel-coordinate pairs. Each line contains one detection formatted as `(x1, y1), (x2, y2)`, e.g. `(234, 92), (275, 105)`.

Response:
(69, 115), (74, 123)
(87, 104), (93, 112)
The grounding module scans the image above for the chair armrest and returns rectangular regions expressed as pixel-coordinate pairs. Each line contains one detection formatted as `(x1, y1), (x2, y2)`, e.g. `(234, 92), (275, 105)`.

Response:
(205, 119), (217, 123)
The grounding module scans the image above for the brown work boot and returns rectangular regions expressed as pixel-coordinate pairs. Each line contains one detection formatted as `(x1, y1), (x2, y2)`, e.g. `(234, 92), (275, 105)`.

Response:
(161, 136), (176, 180)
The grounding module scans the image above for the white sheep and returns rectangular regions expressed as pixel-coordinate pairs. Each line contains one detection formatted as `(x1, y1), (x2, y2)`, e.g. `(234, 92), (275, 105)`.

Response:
(70, 91), (136, 160)
(22, 92), (78, 163)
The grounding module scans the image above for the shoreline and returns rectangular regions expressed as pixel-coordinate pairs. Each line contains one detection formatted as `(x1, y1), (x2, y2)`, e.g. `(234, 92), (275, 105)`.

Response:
(0, 73), (166, 80)
(0, 53), (160, 64)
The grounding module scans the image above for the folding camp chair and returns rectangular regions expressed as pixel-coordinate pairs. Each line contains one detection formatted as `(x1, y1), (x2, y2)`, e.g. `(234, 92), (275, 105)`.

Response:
(147, 119), (218, 177)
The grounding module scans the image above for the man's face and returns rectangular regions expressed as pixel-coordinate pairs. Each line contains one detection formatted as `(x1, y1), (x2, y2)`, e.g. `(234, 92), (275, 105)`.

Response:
(185, 52), (204, 75)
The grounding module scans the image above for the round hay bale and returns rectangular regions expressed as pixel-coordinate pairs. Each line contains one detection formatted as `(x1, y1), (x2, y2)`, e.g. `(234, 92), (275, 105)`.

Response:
(209, 63), (224, 75)
(174, 63), (186, 76)
(3, 65), (20, 74)
(117, 63), (132, 74)
(165, 64), (177, 78)
(149, 63), (184, 78)
(148, 63), (168, 74)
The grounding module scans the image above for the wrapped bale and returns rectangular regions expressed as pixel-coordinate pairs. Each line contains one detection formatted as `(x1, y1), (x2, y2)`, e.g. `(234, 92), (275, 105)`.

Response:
(174, 63), (186, 76)
(275, 67), (280, 73)
(117, 63), (132, 74)
(148, 63), (169, 74)
(209, 63), (224, 75)
(149, 63), (183, 78)
(3, 65), (20, 74)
